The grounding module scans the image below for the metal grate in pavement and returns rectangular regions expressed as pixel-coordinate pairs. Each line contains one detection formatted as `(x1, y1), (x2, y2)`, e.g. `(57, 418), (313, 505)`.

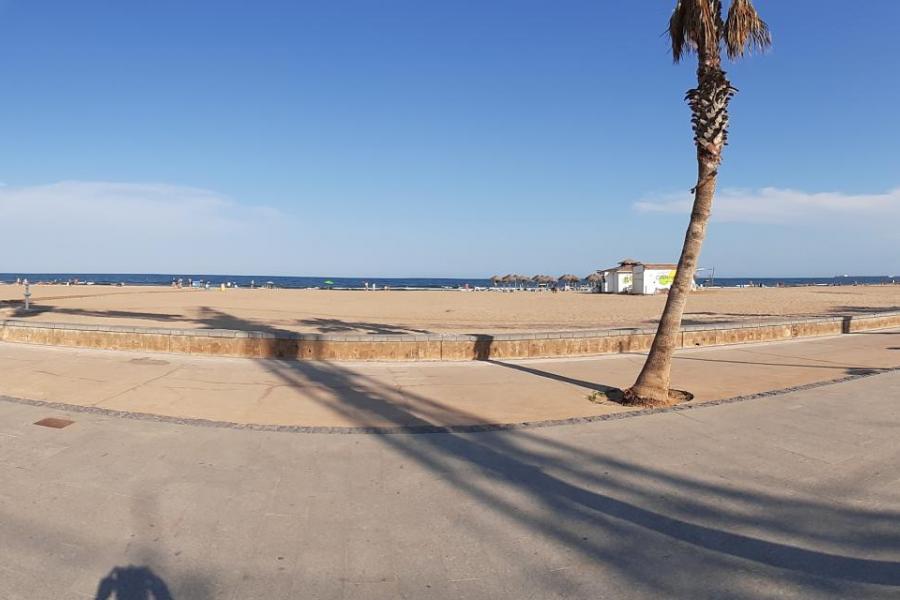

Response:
(34, 417), (75, 429)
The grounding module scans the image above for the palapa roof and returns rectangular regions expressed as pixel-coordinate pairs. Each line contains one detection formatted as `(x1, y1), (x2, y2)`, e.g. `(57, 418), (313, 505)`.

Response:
(598, 259), (676, 274)
(598, 258), (640, 274)
(599, 265), (634, 274)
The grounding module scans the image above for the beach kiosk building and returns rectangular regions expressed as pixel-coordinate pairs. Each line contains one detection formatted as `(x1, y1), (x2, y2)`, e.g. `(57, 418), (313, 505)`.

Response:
(596, 259), (686, 295)
(632, 263), (679, 295)
(598, 259), (638, 294)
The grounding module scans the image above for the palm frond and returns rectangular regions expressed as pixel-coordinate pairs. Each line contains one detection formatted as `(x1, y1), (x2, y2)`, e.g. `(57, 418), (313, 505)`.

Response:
(669, 0), (723, 62)
(724, 0), (771, 59)
(669, 2), (688, 62)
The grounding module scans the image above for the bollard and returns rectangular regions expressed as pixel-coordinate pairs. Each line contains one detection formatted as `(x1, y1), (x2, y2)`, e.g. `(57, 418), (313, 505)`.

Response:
(23, 280), (32, 311)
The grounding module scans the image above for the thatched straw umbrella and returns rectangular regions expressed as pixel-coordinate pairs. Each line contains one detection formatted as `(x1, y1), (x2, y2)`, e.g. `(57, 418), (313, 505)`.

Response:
(586, 272), (603, 292)
(530, 275), (554, 289)
(558, 274), (580, 290)
(490, 275), (502, 287)
(501, 274), (518, 289)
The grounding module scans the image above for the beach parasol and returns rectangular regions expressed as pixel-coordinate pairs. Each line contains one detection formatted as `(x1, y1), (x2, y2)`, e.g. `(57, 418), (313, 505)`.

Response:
(490, 275), (503, 286)
(586, 273), (602, 282)
(498, 274), (517, 289)
(558, 274), (580, 283)
(531, 275), (554, 285)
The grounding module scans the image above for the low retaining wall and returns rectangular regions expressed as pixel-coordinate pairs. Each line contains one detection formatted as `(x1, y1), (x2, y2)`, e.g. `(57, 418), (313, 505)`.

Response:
(1, 312), (899, 362)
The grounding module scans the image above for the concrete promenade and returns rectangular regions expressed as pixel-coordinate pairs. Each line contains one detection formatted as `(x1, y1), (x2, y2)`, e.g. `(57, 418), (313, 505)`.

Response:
(0, 330), (898, 428)
(1, 363), (898, 598)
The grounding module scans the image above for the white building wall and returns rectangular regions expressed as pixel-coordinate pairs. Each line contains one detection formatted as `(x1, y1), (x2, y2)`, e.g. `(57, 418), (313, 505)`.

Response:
(631, 266), (677, 294)
(633, 269), (644, 294)
(598, 268), (635, 293)
(599, 270), (618, 293)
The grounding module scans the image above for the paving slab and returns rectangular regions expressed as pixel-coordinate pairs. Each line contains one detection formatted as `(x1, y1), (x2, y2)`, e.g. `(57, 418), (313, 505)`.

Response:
(0, 330), (898, 428)
(1, 370), (898, 599)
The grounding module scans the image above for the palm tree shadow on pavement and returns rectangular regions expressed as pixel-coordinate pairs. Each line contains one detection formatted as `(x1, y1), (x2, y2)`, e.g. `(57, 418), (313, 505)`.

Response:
(252, 352), (900, 598)
(484, 359), (620, 393)
(27, 304), (894, 596)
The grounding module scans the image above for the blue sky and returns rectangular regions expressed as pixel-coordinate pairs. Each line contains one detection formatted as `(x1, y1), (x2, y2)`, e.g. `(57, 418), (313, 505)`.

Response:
(0, 0), (898, 277)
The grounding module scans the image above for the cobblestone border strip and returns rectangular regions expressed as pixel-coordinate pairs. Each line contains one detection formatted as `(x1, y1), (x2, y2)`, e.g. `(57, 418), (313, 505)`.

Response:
(1, 365), (896, 435)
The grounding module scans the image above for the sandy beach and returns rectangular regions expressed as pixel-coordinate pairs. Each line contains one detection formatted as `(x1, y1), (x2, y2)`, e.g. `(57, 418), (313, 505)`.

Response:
(0, 284), (898, 335)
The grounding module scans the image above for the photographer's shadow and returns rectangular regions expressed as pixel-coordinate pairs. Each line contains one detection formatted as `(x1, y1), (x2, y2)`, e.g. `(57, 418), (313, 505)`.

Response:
(95, 565), (173, 600)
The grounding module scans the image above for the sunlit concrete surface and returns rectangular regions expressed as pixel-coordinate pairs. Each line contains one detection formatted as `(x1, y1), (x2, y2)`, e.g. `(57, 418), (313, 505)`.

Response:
(0, 330), (897, 428)
(1, 370), (899, 598)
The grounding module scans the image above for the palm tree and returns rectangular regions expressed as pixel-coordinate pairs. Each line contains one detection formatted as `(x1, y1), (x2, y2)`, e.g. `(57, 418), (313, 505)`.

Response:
(624, 0), (770, 407)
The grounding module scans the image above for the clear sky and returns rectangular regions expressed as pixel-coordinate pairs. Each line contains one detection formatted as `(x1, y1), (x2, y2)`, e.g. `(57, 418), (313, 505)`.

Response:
(0, 0), (898, 277)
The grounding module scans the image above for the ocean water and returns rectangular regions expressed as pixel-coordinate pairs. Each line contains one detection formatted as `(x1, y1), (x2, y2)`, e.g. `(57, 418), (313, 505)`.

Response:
(0, 273), (897, 289)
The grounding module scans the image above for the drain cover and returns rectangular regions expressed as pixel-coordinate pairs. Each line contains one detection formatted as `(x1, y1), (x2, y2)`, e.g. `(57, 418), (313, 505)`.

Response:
(34, 417), (74, 429)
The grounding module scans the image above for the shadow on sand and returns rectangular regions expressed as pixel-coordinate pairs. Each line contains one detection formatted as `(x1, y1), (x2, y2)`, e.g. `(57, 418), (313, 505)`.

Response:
(4, 303), (432, 336)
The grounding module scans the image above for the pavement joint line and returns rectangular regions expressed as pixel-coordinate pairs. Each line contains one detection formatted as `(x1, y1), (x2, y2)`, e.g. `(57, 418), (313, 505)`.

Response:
(90, 365), (184, 407)
(0, 365), (897, 436)
(733, 346), (873, 367)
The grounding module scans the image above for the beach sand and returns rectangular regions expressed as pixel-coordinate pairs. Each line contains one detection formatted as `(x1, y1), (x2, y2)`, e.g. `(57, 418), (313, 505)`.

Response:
(0, 284), (898, 335)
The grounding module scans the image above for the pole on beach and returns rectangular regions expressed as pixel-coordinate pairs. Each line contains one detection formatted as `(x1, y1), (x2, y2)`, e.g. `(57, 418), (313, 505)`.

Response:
(23, 280), (31, 311)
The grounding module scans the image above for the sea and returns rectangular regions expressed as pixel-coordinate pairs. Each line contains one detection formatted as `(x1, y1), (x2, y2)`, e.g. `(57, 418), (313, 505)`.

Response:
(0, 273), (897, 290)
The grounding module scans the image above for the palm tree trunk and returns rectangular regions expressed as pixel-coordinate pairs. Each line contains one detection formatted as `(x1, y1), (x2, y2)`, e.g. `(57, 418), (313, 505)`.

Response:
(625, 55), (731, 407)
(625, 159), (718, 405)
